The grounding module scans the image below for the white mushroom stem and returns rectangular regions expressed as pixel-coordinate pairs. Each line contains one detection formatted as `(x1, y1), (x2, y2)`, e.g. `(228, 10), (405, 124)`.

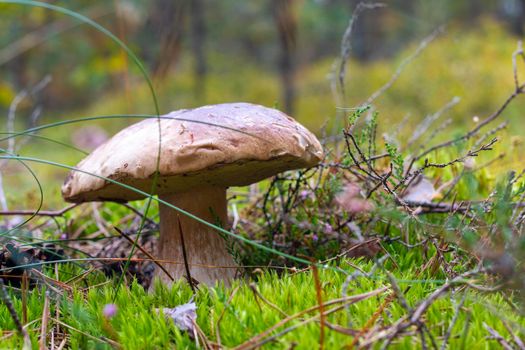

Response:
(157, 186), (237, 286)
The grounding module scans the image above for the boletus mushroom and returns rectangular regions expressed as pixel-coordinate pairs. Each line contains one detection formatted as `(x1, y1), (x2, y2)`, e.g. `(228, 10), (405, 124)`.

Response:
(62, 103), (323, 286)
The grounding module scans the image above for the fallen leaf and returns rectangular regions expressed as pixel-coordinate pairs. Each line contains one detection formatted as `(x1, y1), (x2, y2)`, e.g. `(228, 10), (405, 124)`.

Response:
(160, 302), (197, 334)
(344, 238), (382, 259)
(402, 175), (438, 203)
(334, 183), (374, 214)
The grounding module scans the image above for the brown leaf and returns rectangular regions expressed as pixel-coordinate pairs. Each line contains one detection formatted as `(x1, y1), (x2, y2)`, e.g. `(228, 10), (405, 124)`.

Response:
(334, 183), (374, 214)
(344, 239), (382, 259)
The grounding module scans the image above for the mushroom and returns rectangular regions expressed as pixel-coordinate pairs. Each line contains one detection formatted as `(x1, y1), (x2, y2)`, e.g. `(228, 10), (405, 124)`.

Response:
(62, 102), (323, 286)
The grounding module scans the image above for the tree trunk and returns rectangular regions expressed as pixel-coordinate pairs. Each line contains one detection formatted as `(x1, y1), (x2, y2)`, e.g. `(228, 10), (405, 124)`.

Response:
(141, 0), (187, 80)
(271, 0), (297, 115)
(514, 0), (525, 36)
(189, 0), (207, 101)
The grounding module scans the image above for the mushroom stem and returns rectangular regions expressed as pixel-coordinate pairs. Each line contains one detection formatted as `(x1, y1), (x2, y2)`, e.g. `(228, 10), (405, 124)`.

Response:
(157, 186), (237, 286)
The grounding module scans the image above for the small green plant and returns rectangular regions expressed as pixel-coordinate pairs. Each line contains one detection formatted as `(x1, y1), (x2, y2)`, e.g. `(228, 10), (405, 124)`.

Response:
(384, 141), (404, 181)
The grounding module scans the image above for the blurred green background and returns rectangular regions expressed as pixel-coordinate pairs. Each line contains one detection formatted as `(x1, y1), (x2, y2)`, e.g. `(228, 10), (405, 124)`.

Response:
(1, 0), (525, 208)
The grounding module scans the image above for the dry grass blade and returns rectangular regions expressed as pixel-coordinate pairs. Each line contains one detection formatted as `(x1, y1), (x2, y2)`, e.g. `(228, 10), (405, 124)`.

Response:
(312, 263), (325, 350)
(56, 337), (67, 350)
(64, 266), (98, 286)
(0, 256), (245, 271)
(0, 278), (31, 349)
(39, 292), (50, 350)
(249, 283), (288, 318)
(30, 269), (72, 295)
(233, 287), (388, 350)
(21, 271), (28, 325)
(347, 291), (394, 347)
(361, 271), (481, 347)
(323, 321), (357, 336)
(215, 285), (240, 348)
(237, 294), (381, 350)
(193, 320), (213, 350)
(52, 318), (120, 348)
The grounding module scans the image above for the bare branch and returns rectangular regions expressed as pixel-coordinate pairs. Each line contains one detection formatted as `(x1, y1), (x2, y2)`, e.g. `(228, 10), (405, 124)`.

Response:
(417, 81), (524, 160)
(335, 2), (386, 99)
(484, 323), (514, 350)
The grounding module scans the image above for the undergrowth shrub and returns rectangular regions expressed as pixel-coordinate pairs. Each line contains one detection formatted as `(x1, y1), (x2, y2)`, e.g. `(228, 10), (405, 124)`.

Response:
(238, 90), (525, 306)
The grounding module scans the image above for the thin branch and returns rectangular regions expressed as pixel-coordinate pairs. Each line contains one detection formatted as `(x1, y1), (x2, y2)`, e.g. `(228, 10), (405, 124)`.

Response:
(512, 40), (524, 91)
(0, 203), (80, 217)
(335, 2), (386, 99)
(484, 323), (514, 350)
(407, 96), (460, 148)
(417, 82), (524, 160)
(502, 319), (525, 350)
(440, 292), (467, 350)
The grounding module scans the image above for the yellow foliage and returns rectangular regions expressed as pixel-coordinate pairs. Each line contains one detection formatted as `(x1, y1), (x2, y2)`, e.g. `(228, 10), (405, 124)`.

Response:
(298, 18), (524, 132)
(0, 82), (14, 107)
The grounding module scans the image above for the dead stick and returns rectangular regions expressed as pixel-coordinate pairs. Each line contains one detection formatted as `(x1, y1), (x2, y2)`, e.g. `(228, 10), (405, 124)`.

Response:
(0, 203), (79, 217)
(113, 227), (174, 282)
(177, 216), (197, 294)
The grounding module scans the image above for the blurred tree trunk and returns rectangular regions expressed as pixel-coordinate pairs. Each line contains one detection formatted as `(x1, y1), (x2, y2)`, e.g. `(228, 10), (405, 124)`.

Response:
(271, 0), (297, 115)
(466, 0), (481, 19)
(142, 0), (187, 80)
(514, 0), (525, 36)
(7, 54), (28, 91)
(348, 0), (388, 60)
(7, 23), (30, 90)
(189, 0), (207, 101)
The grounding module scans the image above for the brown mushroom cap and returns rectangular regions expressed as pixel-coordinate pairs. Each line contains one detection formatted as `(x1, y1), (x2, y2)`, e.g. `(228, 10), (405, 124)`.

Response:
(62, 103), (323, 202)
